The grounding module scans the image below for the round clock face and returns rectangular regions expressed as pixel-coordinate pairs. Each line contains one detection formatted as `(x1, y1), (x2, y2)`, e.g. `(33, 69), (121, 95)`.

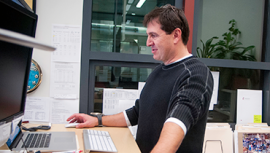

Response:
(27, 59), (42, 93)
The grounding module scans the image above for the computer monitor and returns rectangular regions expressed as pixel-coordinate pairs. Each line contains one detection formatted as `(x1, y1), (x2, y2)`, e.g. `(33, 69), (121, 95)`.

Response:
(0, 0), (38, 123)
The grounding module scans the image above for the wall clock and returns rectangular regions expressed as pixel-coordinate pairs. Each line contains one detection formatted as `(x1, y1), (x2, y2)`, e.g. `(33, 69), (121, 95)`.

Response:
(27, 59), (42, 93)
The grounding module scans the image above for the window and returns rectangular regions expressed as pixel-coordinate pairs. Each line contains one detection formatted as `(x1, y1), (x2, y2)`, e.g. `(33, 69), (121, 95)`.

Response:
(94, 66), (152, 112)
(90, 0), (174, 54)
(81, 0), (270, 124)
(79, 0), (178, 114)
(196, 0), (264, 62)
(193, 0), (270, 123)
(208, 67), (262, 123)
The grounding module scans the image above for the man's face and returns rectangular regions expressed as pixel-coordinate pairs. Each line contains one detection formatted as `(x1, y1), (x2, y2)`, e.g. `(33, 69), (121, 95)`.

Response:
(146, 19), (175, 64)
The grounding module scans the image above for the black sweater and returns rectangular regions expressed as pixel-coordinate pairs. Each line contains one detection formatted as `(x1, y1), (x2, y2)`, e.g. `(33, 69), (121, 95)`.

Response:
(126, 56), (214, 153)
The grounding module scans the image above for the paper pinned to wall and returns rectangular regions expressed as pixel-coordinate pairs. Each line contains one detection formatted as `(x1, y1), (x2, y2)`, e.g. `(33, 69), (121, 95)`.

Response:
(209, 71), (220, 110)
(237, 89), (262, 124)
(24, 97), (50, 122)
(50, 99), (79, 124)
(52, 24), (81, 62)
(50, 24), (81, 100)
(50, 62), (80, 99)
(24, 97), (79, 124)
(102, 88), (138, 115)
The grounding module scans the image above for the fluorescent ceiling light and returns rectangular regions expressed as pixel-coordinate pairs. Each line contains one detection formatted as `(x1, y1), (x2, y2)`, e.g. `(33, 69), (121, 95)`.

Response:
(0, 28), (56, 51)
(136, 0), (146, 8)
(92, 23), (147, 31)
(131, 13), (136, 15)
(126, 4), (131, 11)
(126, 20), (131, 24)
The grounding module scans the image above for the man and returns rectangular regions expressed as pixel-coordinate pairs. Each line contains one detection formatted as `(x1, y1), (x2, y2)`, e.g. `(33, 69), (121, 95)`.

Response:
(67, 4), (213, 153)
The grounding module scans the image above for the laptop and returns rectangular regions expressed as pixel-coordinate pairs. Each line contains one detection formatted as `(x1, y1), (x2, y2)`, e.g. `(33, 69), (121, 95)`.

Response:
(6, 121), (77, 152)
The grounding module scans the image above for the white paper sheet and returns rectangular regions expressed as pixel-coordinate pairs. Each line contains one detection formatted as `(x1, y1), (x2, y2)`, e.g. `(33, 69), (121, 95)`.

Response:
(138, 82), (145, 98)
(236, 89), (262, 124)
(128, 125), (138, 139)
(102, 88), (138, 115)
(50, 99), (79, 124)
(24, 97), (50, 122)
(0, 122), (11, 147)
(124, 82), (145, 139)
(234, 130), (239, 153)
(52, 24), (81, 62)
(11, 116), (23, 135)
(209, 71), (219, 110)
(24, 97), (79, 124)
(50, 62), (80, 99)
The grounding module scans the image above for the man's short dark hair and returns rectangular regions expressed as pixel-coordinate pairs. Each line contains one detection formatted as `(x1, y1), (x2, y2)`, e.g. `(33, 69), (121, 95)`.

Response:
(143, 4), (190, 45)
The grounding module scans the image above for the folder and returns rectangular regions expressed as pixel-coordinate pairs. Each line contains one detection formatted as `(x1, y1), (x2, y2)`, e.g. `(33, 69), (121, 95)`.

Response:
(236, 89), (262, 124)
(235, 123), (268, 130)
(203, 126), (233, 153)
(206, 123), (230, 128)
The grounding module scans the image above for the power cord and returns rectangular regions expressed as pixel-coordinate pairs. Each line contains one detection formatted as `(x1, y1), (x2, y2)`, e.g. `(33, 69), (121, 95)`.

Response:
(21, 124), (51, 132)
(18, 121), (29, 153)
(19, 134), (29, 153)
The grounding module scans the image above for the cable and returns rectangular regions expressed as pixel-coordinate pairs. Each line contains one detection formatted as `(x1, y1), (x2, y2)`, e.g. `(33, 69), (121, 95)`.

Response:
(21, 124), (51, 132)
(19, 135), (29, 153)
(19, 122), (29, 153)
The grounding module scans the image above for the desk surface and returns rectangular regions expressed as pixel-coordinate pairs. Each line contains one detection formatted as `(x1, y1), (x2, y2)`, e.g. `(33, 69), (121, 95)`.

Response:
(0, 124), (140, 153)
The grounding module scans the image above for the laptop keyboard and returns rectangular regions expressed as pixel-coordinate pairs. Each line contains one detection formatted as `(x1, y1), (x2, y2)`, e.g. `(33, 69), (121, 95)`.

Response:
(83, 129), (117, 152)
(21, 133), (51, 148)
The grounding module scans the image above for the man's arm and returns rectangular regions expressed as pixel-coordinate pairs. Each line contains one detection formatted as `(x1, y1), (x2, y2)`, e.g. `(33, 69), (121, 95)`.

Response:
(103, 112), (127, 127)
(66, 112), (127, 128)
(151, 122), (185, 153)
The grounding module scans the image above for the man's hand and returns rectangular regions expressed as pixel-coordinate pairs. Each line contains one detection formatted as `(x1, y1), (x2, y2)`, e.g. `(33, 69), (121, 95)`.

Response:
(66, 113), (98, 128)
(67, 112), (128, 128)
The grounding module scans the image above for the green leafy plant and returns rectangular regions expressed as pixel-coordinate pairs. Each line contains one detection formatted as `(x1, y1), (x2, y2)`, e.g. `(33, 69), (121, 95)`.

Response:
(197, 19), (256, 62)
(214, 19), (256, 61)
(196, 36), (218, 58)
(197, 19), (259, 90)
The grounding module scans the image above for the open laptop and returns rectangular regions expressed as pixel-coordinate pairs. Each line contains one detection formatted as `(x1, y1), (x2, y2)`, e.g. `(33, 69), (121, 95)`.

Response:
(6, 121), (77, 152)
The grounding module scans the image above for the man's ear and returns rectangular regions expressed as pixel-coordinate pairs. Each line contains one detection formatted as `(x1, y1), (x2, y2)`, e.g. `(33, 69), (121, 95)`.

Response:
(173, 28), (182, 44)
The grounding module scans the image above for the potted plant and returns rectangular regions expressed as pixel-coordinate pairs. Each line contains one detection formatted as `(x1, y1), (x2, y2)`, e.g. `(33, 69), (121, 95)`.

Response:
(197, 19), (256, 61)
(214, 19), (256, 61)
(196, 36), (218, 59)
(197, 19), (258, 89)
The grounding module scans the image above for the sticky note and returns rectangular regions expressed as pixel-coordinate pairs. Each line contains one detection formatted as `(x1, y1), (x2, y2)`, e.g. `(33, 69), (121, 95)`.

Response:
(254, 115), (262, 123)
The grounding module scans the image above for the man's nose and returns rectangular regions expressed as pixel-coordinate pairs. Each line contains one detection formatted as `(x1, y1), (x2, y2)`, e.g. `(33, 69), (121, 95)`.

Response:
(146, 37), (153, 46)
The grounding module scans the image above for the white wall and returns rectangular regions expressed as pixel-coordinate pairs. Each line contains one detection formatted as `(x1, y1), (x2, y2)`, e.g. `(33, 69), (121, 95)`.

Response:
(197, 0), (264, 61)
(27, 0), (83, 97)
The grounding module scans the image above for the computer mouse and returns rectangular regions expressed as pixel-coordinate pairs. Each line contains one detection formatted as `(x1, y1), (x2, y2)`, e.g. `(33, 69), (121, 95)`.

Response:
(65, 123), (79, 128)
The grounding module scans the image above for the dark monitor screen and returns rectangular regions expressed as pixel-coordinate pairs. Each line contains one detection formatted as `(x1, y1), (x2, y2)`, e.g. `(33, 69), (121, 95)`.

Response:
(0, 0), (37, 123)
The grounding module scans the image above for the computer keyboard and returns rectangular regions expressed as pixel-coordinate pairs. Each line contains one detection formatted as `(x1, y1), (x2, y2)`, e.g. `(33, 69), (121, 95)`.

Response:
(21, 133), (51, 148)
(83, 129), (117, 152)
